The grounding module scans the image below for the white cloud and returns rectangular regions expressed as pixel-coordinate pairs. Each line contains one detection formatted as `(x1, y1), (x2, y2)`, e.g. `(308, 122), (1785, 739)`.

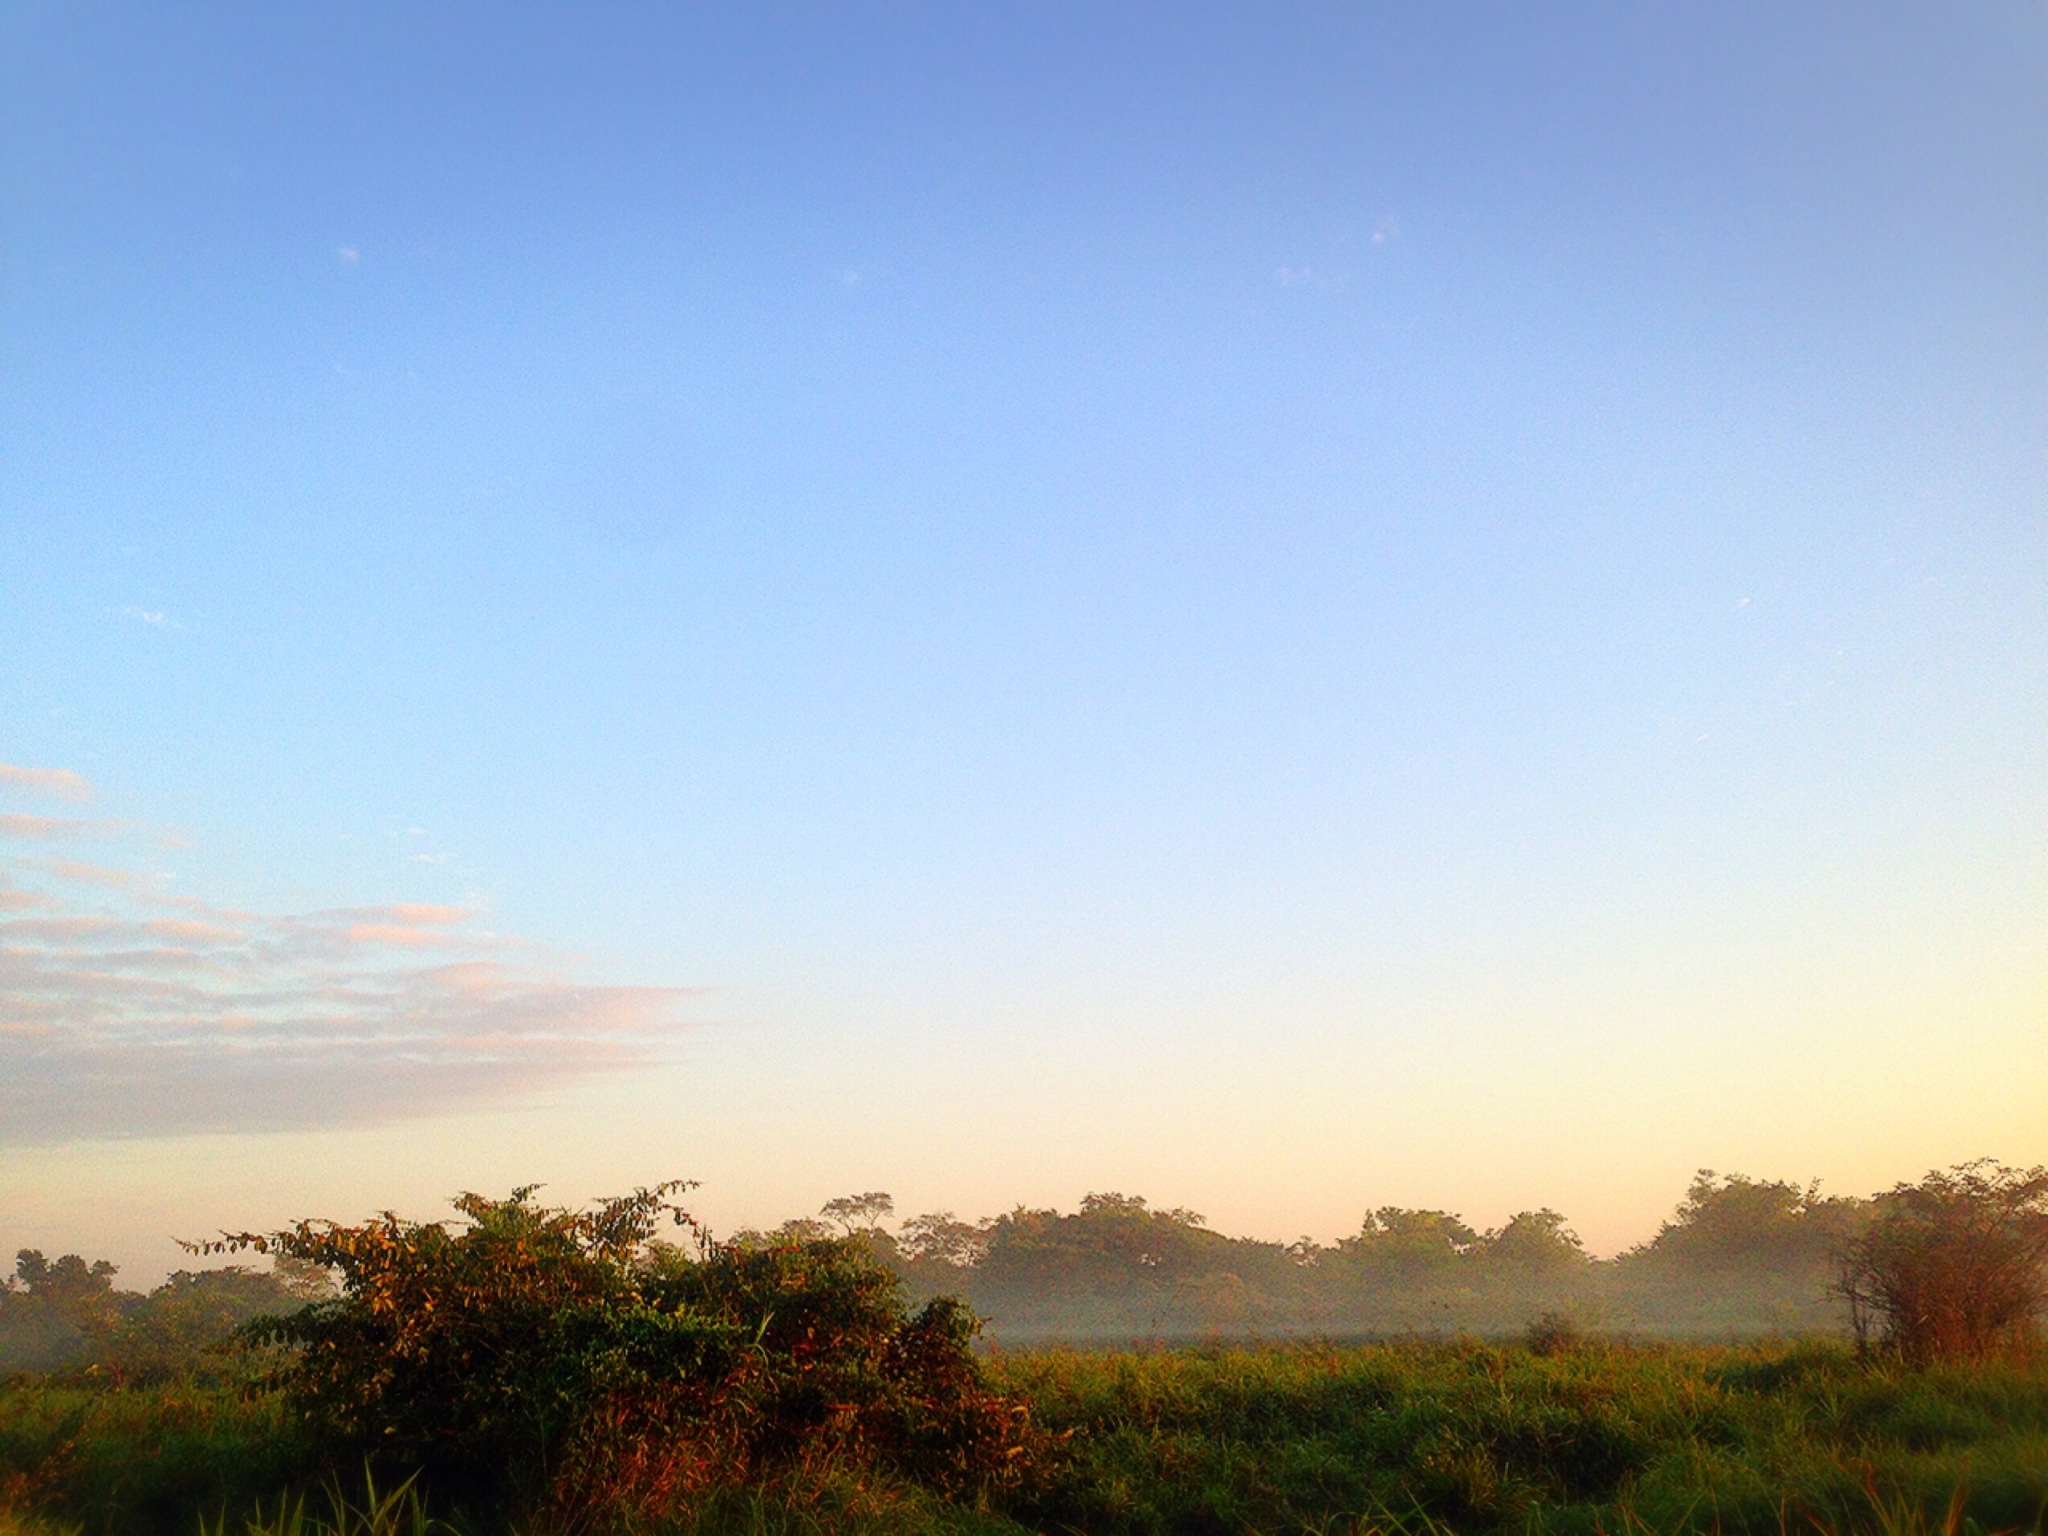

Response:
(1274, 264), (1350, 293)
(0, 833), (701, 1144)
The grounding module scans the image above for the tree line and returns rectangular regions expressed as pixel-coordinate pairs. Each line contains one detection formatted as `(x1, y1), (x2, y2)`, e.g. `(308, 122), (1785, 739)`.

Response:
(5, 1161), (2044, 1378)
(741, 1163), (2046, 1347)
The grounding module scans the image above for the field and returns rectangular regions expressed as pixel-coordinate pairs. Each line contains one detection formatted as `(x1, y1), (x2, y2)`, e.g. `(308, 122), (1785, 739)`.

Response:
(5, 1337), (2047, 1536)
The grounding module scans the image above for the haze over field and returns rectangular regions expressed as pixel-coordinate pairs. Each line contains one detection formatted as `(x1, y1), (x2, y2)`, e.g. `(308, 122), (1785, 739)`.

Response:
(1, 5), (2043, 1283)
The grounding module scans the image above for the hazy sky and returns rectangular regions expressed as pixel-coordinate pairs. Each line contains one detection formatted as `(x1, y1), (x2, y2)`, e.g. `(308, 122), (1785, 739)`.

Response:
(2, 4), (2043, 1277)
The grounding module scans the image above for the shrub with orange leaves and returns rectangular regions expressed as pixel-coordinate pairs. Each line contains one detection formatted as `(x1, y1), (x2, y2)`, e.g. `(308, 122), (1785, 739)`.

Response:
(1836, 1160), (2048, 1364)
(191, 1184), (1039, 1528)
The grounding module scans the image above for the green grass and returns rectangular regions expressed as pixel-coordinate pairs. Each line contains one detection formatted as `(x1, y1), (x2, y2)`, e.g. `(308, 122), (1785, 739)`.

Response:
(988, 1338), (2048, 1534)
(193, 1472), (438, 1536)
(8, 1339), (2048, 1534)
(0, 1379), (297, 1536)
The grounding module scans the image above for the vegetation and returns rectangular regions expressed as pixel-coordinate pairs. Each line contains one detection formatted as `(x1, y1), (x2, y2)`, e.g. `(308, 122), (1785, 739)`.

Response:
(997, 1338), (2048, 1534)
(2, 1163), (2043, 1534)
(863, 1172), (1876, 1344)
(1838, 1162), (2048, 1366)
(0, 1252), (325, 1385)
(179, 1184), (1036, 1531)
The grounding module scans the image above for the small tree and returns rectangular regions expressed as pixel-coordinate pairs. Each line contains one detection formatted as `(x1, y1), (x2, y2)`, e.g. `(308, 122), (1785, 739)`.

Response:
(1480, 1210), (1589, 1275)
(1837, 1160), (2048, 1363)
(899, 1212), (992, 1269)
(820, 1192), (895, 1235)
(0, 1250), (128, 1372)
(190, 1183), (1036, 1525)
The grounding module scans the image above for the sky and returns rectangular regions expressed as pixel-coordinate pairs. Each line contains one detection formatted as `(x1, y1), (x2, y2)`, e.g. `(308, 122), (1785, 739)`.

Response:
(1, 3), (2043, 1279)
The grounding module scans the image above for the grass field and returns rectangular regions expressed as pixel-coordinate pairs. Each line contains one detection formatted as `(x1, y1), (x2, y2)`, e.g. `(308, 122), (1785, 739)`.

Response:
(990, 1339), (2048, 1534)
(4, 1337), (2047, 1535)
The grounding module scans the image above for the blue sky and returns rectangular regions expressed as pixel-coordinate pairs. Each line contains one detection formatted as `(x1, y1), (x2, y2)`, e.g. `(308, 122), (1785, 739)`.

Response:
(2, 4), (2043, 1273)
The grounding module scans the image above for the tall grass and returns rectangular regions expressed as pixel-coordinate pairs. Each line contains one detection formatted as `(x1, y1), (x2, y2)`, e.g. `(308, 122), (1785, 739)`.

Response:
(195, 1472), (436, 1536)
(9, 1338), (2048, 1534)
(990, 1338), (2048, 1535)
(0, 1380), (295, 1536)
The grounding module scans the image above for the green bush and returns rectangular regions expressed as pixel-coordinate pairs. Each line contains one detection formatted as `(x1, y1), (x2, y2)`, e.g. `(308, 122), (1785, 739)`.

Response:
(1839, 1161), (2048, 1364)
(197, 1185), (1038, 1529)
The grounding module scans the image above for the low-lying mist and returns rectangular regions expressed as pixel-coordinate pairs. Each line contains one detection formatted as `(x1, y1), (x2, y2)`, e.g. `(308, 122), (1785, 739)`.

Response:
(727, 1171), (1878, 1345)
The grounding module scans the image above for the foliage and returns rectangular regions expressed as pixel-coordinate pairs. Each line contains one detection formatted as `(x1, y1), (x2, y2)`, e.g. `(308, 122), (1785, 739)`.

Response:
(994, 1338), (2048, 1535)
(877, 1179), (1868, 1343)
(895, 1214), (991, 1271)
(1475, 1209), (1588, 1275)
(1, 1252), (318, 1383)
(12, 1340), (2048, 1535)
(0, 1255), (122, 1376)
(6, 1164), (1894, 1385)
(190, 1185), (1039, 1528)
(195, 1469), (439, 1536)
(1839, 1161), (2048, 1364)
(816, 1195), (894, 1237)
(0, 1377), (296, 1536)
(11, 1166), (2048, 1532)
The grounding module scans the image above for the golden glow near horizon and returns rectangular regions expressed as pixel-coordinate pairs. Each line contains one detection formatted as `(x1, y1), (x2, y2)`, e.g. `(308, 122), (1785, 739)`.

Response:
(3, 10), (2043, 1285)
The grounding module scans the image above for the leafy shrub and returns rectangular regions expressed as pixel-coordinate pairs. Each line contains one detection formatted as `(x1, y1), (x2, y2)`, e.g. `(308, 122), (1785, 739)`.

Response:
(1837, 1161), (2048, 1364)
(1, 1250), (321, 1383)
(195, 1184), (1039, 1528)
(1520, 1310), (1584, 1357)
(0, 1255), (123, 1376)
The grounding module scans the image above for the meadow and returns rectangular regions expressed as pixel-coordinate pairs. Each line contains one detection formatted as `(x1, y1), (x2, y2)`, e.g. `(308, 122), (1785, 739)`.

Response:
(3, 1166), (2044, 1535)
(4, 1338), (2048, 1535)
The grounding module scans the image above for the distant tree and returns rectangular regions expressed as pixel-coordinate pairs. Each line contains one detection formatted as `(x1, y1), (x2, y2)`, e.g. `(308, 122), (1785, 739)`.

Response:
(1285, 1236), (1323, 1269)
(974, 1195), (1224, 1299)
(271, 1255), (339, 1302)
(0, 1250), (128, 1372)
(10, 1250), (121, 1320)
(1077, 1192), (1150, 1219)
(1837, 1160), (2048, 1363)
(1633, 1171), (1868, 1275)
(821, 1192), (895, 1236)
(1338, 1209), (1478, 1276)
(1480, 1210), (1589, 1275)
(99, 1265), (313, 1382)
(1079, 1193), (1206, 1229)
(899, 1212), (992, 1269)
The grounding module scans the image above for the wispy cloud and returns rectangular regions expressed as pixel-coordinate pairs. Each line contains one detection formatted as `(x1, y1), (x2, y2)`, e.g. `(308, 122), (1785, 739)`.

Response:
(0, 765), (94, 802)
(0, 815), (134, 841)
(1274, 264), (1350, 293)
(0, 780), (702, 1144)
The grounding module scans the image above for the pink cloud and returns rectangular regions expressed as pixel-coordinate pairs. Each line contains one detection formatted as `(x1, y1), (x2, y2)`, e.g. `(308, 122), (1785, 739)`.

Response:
(0, 815), (137, 842)
(0, 915), (120, 940)
(0, 765), (94, 802)
(144, 918), (244, 942)
(0, 839), (703, 1144)
(343, 922), (454, 949)
(49, 860), (160, 889)
(2, 815), (87, 840)
(384, 903), (468, 925)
